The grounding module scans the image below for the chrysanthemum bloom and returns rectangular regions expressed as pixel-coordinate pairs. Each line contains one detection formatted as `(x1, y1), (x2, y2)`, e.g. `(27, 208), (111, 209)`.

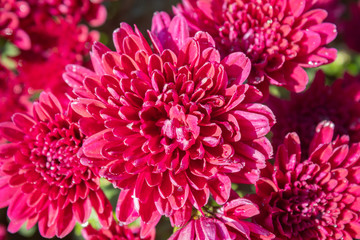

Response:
(26, 0), (107, 27)
(82, 219), (156, 240)
(169, 194), (274, 239)
(64, 12), (275, 237)
(0, 0), (30, 50)
(174, 0), (337, 93)
(248, 121), (360, 239)
(16, 18), (99, 102)
(269, 71), (360, 156)
(1, 0), (104, 102)
(0, 92), (112, 238)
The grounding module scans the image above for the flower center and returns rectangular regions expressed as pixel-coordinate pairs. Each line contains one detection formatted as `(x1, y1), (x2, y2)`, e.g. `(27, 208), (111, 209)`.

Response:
(29, 120), (84, 185)
(161, 105), (200, 151)
(279, 180), (340, 236)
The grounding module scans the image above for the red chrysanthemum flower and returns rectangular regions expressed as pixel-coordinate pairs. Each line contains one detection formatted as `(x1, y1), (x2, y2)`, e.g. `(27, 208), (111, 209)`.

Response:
(16, 18), (98, 102)
(0, 0), (105, 50)
(25, 0), (107, 27)
(0, 92), (112, 238)
(170, 193), (274, 240)
(82, 219), (156, 240)
(174, 0), (337, 93)
(248, 121), (360, 239)
(64, 12), (275, 237)
(0, 0), (31, 50)
(269, 71), (360, 156)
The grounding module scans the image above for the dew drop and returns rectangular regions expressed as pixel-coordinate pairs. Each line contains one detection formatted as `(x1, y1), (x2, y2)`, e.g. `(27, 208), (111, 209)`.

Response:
(81, 222), (89, 227)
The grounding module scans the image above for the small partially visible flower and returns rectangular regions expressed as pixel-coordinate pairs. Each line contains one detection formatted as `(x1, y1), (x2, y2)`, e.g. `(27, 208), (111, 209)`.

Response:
(26, 0), (107, 27)
(0, 0), (106, 50)
(0, 0), (31, 50)
(169, 194), (274, 240)
(0, 92), (112, 238)
(16, 19), (98, 101)
(269, 71), (360, 156)
(249, 121), (360, 239)
(0, 63), (30, 123)
(82, 219), (156, 240)
(174, 0), (337, 93)
(64, 12), (275, 237)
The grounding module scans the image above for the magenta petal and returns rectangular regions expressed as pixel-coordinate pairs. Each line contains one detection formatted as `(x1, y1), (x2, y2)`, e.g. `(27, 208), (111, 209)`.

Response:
(167, 15), (190, 51)
(288, 0), (306, 17)
(208, 174), (231, 205)
(169, 220), (195, 240)
(309, 23), (337, 45)
(197, 217), (231, 239)
(0, 122), (24, 142)
(224, 198), (259, 219)
(283, 63), (308, 92)
(221, 52), (251, 85)
(309, 120), (335, 153)
(116, 189), (139, 224)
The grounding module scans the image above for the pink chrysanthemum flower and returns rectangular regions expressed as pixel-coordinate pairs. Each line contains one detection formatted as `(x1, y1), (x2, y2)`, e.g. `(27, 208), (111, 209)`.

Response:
(169, 194), (274, 240)
(174, 0), (337, 93)
(16, 18), (99, 102)
(269, 71), (360, 156)
(248, 121), (360, 239)
(0, 92), (112, 238)
(64, 12), (275, 237)
(82, 220), (156, 240)
(0, 0), (105, 50)
(26, 0), (107, 27)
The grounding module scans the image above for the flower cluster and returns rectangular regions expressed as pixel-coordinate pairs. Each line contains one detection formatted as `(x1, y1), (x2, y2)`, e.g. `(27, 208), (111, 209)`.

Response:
(2, 0), (360, 240)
